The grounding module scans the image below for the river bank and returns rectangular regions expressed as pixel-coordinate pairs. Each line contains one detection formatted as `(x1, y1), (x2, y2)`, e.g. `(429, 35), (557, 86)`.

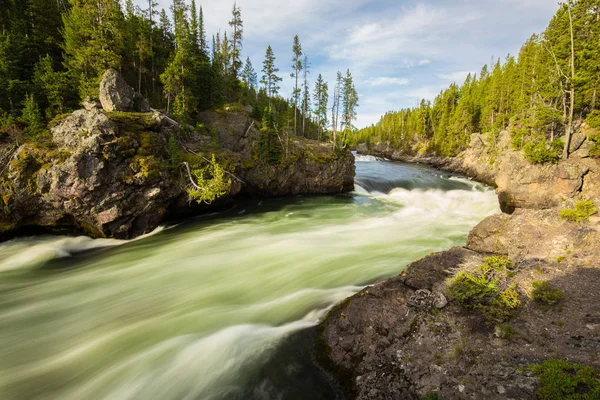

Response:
(0, 70), (354, 242)
(317, 130), (600, 399)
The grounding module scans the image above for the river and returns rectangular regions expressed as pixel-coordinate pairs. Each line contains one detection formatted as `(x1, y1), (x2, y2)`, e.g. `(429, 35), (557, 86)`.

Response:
(0, 155), (499, 400)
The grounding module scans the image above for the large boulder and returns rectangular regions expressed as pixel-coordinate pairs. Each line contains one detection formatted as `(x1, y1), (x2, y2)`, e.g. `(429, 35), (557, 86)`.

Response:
(0, 110), (183, 238)
(98, 69), (151, 113)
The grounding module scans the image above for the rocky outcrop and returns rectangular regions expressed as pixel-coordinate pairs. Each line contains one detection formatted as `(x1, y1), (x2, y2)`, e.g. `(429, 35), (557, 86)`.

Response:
(0, 110), (182, 238)
(196, 108), (355, 196)
(322, 125), (600, 399)
(318, 210), (600, 399)
(0, 72), (355, 240)
(359, 127), (600, 213)
(98, 69), (151, 113)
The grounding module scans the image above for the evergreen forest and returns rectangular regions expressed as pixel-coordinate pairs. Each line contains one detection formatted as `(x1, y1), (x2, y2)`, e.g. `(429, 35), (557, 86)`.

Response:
(356, 0), (600, 164)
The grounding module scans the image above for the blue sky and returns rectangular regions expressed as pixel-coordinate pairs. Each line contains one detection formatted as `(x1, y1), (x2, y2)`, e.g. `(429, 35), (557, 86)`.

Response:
(136, 0), (559, 128)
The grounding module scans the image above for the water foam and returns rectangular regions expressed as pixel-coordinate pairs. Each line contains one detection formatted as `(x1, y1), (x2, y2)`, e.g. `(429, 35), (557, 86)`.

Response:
(355, 154), (384, 162)
(0, 226), (166, 272)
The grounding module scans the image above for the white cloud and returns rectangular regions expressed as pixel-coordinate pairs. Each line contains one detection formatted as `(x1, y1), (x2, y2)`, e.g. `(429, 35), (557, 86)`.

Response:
(327, 4), (482, 64)
(366, 77), (409, 87)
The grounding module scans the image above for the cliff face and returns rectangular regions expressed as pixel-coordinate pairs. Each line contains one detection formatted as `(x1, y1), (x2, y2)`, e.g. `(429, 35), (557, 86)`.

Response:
(0, 73), (354, 240)
(322, 131), (600, 399)
(358, 127), (600, 213)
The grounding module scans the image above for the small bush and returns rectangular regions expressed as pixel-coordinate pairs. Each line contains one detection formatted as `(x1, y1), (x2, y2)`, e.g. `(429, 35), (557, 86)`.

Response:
(589, 133), (600, 158)
(560, 200), (598, 222)
(448, 256), (521, 322)
(448, 270), (498, 306)
(423, 392), (439, 400)
(523, 138), (563, 164)
(586, 110), (600, 130)
(481, 255), (515, 272)
(530, 358), (600, 400)
(186, 154), (232, 204)
(531, 281), (565, 305)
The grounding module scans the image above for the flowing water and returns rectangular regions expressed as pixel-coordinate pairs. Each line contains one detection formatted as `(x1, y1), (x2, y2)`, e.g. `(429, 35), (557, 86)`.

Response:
(0, 156), (500, 400)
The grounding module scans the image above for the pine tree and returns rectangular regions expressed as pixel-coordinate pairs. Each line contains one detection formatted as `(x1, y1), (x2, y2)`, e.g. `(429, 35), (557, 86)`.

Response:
(290, 35), (302, 135)
(341, 69), (358, 144)
(302, 54), (310, 136)
(229, 2), (243, 78)
(241, 57), (257, 94)
(313, 73), (328, 141)
(261, 45), (282, 110)
(198, 6), (208, 60)
(62, 0), (127, 98)
(331, 71), (343, 149)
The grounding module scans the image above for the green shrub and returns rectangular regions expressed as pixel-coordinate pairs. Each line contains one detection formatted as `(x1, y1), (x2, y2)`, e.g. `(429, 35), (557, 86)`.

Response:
(586, 110), (600, 130)
(530, 358), (600, 400)
(589, 133), (600, 158)
(448, 270), (498, 306)
(531, 281), (564, 305)
(523, 138), (563, 164)
(560, 200), (598, 222)
(423, 392), (439, 400)
(168, 135), (182, 170)
(481, 255), (515, 272)
(186, 154), (232, 204)
(448, 256), (521, 322)
(21, 94), (45, 138)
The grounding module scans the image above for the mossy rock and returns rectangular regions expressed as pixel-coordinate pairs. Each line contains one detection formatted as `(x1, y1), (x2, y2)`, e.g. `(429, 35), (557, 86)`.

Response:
(105, 111), (158, 133)
(0, 220), (16, 233)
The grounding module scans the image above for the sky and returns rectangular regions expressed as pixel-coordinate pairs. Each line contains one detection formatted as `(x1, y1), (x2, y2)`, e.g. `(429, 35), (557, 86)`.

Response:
(136, 0), (560, 128)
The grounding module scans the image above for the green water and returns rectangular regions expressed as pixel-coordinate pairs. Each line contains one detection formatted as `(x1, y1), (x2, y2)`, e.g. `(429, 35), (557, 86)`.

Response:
(0, 157), (500, 399)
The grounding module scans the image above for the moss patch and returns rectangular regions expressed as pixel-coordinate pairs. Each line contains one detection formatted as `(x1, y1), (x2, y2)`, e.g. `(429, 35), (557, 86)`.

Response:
(531, 281), (565, 306)
(530, 358), (600, 400)
(105, 111), (158, 133)
(560, 200), (597, 222)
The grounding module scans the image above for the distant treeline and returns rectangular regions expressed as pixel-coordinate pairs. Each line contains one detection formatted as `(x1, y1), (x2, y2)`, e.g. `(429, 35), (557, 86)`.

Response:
(0, 0), (358, 146)
(356, 0), (599, 163)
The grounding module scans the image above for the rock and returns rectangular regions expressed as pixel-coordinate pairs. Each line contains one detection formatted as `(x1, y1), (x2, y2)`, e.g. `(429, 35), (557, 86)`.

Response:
(51, 109), (118, 150)
(407, 289), (447, 310)
(400, 246), (481, 291)
(133, 92), (152, 113)
(570, 129), (587, 153)
(99, 69), (136, 112)
(198, 110), (355, 195)
(82, 97), (102, 111)
(356, 143), (369, 155)
(98, 69), (151, 113)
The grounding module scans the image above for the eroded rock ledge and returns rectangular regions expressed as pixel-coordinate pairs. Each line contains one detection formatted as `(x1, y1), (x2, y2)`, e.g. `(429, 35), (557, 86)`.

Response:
(320, 132), (600, 399)
(0, 71), (354, 240)
(358, 127), (600, 213)
(318, 209), (600, 399)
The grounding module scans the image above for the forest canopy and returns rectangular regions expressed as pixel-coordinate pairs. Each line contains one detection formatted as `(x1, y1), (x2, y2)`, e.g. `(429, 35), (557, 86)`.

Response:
(0, 0), (358, 148)
(355, 0), (599, 163)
